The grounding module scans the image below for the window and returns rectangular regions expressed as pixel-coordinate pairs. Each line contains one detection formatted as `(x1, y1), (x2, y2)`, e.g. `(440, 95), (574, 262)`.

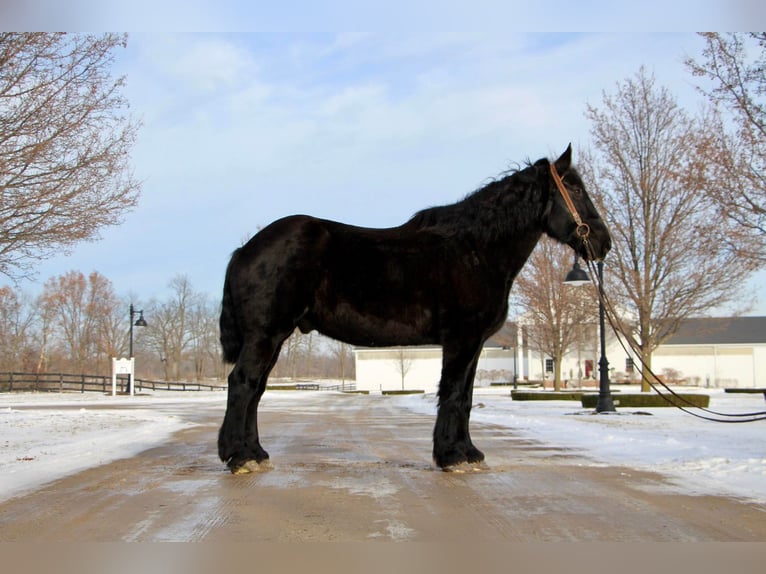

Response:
(545, 358), (554, 373)
(626, 357), (634, 373)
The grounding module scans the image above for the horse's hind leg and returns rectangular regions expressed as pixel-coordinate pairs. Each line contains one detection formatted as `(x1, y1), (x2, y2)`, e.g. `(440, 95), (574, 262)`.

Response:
(218, 335), (286, 474)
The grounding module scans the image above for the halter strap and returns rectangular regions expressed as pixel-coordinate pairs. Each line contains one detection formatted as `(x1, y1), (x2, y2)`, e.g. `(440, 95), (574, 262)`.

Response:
(549, 163), (590, 239)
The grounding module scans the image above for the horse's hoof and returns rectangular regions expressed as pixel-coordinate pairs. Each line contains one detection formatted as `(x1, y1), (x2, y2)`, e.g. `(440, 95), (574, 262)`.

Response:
(230, 459), (273, 474)
(441, 461), (489, 473)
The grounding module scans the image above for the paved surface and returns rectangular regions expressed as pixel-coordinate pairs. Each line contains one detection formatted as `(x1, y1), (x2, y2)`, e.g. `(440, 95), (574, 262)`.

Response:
(0, 393), (764, 542)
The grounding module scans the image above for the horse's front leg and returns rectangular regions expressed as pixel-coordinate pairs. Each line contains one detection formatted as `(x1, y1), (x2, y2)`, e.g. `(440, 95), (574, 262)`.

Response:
(432, 344), (485, 471)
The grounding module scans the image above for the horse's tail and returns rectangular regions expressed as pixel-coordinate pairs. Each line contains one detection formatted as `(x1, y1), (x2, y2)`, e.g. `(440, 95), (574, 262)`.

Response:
(220, 249), (243, 364)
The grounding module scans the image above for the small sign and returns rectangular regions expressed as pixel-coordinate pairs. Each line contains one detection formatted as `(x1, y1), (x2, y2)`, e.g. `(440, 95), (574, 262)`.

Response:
(114, 358), (133, 374)
(112, 357), (135, 396)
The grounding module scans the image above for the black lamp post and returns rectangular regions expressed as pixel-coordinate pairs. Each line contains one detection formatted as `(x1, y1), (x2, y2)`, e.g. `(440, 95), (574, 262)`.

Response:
(128, 304), (147, 394)
(564, 256), (616, 413)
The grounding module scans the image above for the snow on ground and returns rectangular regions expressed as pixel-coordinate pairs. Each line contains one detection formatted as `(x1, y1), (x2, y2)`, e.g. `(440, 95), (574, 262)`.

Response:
(1, 386), (765, 505)
(0, 391), (225, 502)
(398, 386), (766, 504)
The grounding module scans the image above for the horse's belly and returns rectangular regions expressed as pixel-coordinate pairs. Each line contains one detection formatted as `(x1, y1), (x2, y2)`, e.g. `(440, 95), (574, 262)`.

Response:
(308, 302), (437, 348)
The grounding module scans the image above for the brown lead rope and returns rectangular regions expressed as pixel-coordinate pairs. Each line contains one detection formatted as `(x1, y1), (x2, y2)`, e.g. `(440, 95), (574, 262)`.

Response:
(579, 248), (766, 423)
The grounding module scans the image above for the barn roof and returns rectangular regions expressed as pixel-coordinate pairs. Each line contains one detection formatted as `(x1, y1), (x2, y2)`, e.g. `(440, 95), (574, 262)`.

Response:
(355, 317), (766, 352)
(483, 317), (766, 348)
(664, 317), (766, 345)
(485, 322), (518, 349)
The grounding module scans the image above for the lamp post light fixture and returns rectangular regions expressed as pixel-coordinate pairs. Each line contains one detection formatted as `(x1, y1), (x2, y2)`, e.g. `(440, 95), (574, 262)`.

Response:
(564, 255), (616, 413)
(563, 254), (590, 285)
(128, 304), (147, 394)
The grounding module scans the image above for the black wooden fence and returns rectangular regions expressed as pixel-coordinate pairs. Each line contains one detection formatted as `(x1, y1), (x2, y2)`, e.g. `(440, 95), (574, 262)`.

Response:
(0, 372), (226, 394)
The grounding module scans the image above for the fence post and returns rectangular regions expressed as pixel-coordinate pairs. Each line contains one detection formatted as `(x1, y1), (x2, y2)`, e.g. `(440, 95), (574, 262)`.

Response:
(59, 373), (64, 393)
(9, 372), (13, 392)
(34, 371), (40, 392)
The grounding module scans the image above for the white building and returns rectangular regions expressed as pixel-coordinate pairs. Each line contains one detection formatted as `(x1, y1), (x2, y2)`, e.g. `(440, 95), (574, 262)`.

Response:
(353, 317), (766, 392)
(354, 323), (519, 394)
(651, 317), (766, 388)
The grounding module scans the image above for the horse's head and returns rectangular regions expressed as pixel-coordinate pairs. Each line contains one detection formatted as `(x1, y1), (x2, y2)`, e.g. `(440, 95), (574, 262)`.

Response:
(538, 145), (611, 261)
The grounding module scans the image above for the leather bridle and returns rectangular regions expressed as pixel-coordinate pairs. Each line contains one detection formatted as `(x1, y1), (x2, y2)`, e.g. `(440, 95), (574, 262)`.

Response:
(549, 163), (590, 241)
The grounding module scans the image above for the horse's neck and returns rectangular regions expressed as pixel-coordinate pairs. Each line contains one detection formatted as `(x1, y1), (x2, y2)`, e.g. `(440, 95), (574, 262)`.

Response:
(409, 178), (547, 275)
(475, 187), (546, 270)
(485, 227), (544, 281)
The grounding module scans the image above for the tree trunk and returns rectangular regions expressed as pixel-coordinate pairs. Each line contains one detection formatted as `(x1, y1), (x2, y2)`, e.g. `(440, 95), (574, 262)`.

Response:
(641, 348), (652, 392)
(553, 356), (563, 391)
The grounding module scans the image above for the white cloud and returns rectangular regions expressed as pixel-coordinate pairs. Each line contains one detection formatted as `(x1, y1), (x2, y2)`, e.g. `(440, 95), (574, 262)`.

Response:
(174, 39), (256, 92)
(132, 34), (257, 93)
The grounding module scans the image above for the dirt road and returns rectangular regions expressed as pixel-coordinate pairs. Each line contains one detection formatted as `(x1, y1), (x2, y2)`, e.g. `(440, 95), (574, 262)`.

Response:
(0, 393), (764, 542)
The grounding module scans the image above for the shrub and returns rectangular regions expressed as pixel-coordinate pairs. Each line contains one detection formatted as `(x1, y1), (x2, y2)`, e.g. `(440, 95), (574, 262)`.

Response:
(581, 393), (709, 409)
(511, 390), (594, 401)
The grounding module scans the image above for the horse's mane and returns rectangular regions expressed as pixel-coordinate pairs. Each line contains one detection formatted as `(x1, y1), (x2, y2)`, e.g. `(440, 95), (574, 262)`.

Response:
(406, 159), (549, 241)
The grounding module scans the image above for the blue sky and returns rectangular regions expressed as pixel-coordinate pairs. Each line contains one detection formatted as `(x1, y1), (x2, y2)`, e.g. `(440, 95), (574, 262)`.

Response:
(3, 26), (766, 313)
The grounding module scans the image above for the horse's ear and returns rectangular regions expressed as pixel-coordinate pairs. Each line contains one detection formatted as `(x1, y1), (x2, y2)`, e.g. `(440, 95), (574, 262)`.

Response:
(553, 144), (572, 175)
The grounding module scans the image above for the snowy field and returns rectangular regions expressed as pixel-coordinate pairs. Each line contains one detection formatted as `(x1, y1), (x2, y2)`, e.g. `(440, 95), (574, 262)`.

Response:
(1, 386), (765, 504)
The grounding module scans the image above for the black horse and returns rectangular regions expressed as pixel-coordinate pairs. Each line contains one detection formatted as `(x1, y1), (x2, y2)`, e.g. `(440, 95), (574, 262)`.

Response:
(218, 145), (611, 473)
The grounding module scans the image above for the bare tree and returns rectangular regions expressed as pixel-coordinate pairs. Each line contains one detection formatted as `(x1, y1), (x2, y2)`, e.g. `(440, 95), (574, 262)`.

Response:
(99, 296), (132, 366)
(39, 270), (119, 373)
(329, 338), (353, 388)
(512, 237), (597, 391)
(0, 285), (36, 370)
(275, 329), (316, 380)
(686, 33), (766, 264)
(33, 289), (54, 373)
(391, 348), (413, 390)
(582, 68), (759, 391)
(188, 294), (220, 381)
(144, 275), (197, 381)
(0, 33), (140, 278)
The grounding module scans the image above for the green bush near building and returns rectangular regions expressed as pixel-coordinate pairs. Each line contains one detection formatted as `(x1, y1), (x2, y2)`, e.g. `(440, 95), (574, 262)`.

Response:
(581, 393), (710, 409)
(511, 390), (595, 401)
